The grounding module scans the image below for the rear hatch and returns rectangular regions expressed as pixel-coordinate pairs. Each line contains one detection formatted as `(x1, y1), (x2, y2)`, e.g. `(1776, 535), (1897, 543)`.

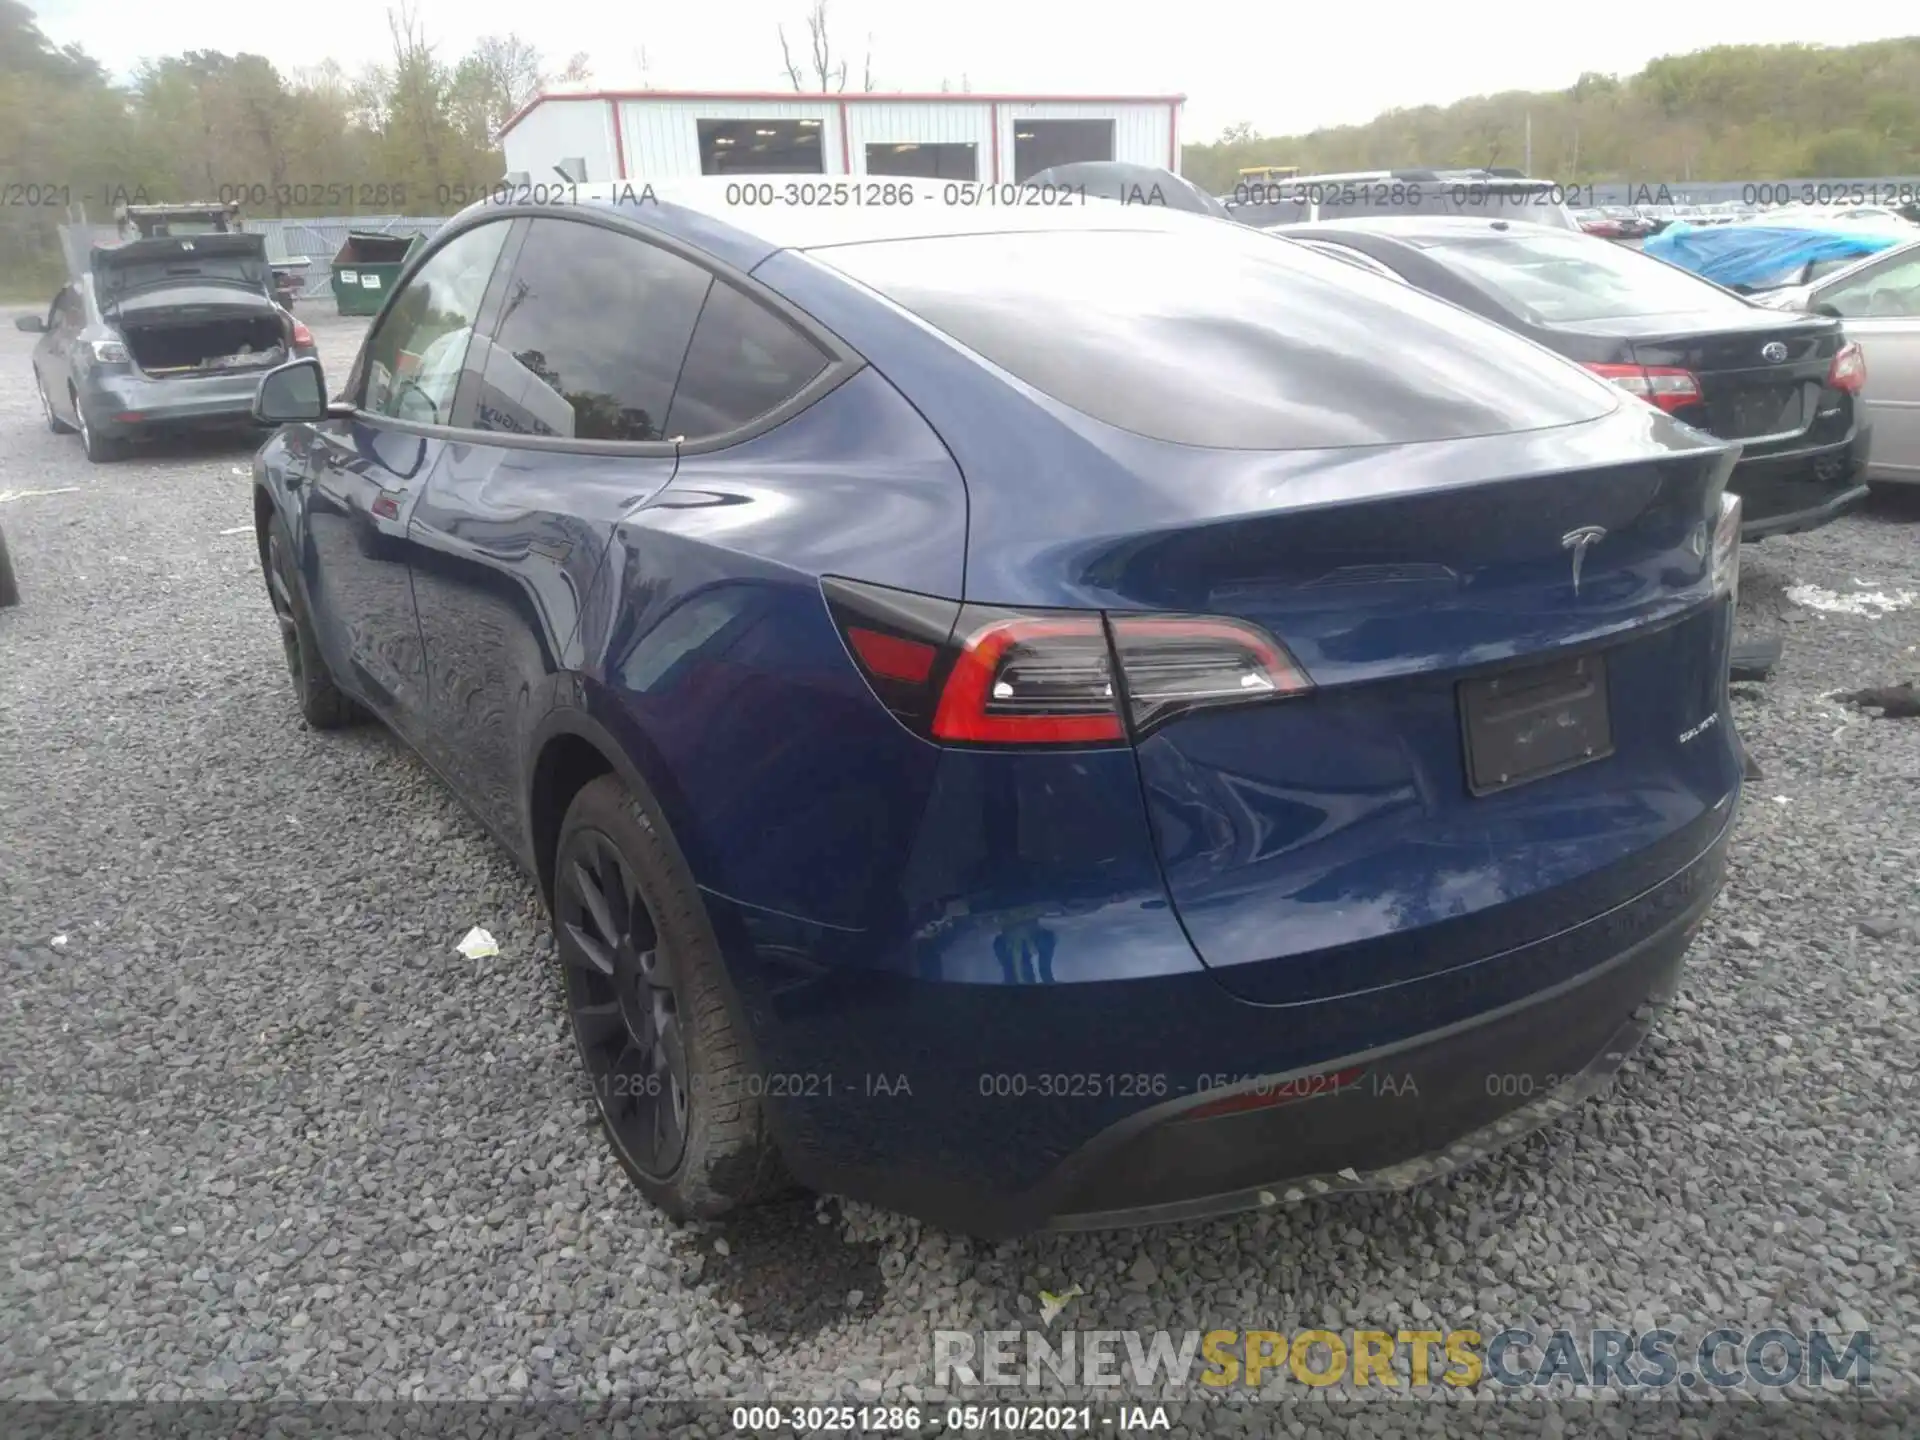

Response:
(808, 221), (1743, 1006)
(93, 233), (285, 376)
(1101, 429), (1738, 1004)
(92, 233), (273, 317)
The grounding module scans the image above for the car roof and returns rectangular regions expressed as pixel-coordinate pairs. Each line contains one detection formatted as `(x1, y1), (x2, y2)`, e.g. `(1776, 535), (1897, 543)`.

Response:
(1269, 215), (1578, 245)
(1274, 167), (1555, 183)
(1803, 233), (1920, 287)
(451, 177), (1227, 272)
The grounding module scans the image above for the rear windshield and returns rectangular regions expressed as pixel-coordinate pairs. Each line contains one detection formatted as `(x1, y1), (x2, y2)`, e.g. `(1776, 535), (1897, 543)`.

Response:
(1425, 231), (1754, 323)
(816, 229), (1616, 449)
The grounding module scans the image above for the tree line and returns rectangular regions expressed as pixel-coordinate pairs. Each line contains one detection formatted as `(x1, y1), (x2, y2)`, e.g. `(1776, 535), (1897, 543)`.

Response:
(0, 0), (584, 291)
(1181, 38), (1920, 195)
(0, 0), (908, 292)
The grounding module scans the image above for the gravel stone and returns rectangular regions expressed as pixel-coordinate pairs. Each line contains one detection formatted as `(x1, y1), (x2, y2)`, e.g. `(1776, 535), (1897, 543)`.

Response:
(2, 316), (1916, 1434)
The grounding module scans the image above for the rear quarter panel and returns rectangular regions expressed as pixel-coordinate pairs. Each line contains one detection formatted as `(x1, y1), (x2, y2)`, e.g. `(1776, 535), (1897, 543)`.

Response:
(574, 364), (969, 930)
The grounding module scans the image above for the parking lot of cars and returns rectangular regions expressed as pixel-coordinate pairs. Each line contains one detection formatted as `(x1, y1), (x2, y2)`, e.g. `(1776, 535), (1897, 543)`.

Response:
(4, 286), (1919, 1420)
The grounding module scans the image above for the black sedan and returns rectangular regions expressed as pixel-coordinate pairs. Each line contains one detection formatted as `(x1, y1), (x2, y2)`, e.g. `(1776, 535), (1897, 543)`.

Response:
(1276, 216), (1872, 540)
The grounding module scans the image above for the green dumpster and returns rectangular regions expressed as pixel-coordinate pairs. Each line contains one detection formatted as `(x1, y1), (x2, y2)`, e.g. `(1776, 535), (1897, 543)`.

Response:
(329, 232), (423, 316)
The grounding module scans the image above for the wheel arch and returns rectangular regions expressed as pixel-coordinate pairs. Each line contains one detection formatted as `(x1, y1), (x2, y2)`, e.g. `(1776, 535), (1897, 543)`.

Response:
(527, 722), (618, 911)
(252, 483), (277, 587)
(525, 704), (778, 1099)
(524, 705), (703, 916)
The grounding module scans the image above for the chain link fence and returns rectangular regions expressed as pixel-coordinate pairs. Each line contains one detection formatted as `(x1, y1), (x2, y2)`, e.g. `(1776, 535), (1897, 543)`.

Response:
(246, 216), (449, 300)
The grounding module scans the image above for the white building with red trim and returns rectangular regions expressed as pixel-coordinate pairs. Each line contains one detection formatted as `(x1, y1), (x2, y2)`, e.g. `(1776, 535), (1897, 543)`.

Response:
(498, 90), (1185, 186)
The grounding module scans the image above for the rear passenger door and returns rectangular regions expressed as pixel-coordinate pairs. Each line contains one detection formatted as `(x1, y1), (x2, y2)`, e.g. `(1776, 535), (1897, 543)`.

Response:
(404, 214), (711, 858)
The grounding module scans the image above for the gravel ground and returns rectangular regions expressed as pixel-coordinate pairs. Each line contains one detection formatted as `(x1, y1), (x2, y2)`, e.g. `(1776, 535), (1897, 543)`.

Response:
(2, 310), (1916, 1433)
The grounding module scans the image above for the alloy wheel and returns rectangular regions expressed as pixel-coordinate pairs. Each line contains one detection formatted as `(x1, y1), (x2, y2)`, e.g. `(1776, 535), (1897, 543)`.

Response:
(265, 529), (305, 687)
(558, 831), (690, 1179)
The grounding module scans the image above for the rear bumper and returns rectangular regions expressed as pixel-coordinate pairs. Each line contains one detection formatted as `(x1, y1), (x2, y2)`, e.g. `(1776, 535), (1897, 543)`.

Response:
(1049, 882), (1697, 1229)
(1733, 422), (1872, 540)
(83, 349), (314, 438)
(743, 804), (1732, 1237)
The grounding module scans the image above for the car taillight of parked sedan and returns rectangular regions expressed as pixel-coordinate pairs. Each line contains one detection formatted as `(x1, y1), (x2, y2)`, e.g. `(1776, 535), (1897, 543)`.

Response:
(1585, 361), (1703, 414)
(1826, 341), (1867, 394)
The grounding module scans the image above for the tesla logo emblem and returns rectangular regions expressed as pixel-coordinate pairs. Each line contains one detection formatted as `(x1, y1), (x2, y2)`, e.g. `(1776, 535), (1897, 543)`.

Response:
(1761, 341), (1788, 363)
(1562, 525), (1607, 596)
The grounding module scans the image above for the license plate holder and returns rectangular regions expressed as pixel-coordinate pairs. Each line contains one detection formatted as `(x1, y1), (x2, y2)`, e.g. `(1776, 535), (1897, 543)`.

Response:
(1459, 653), (1613, 796)
(1726, 384), (1806, 439)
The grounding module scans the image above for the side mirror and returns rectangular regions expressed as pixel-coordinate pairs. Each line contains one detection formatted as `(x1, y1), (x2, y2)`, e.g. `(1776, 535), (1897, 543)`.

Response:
(254, 357), (328, 424)
(1812, 301), (1843, 319)
(14, 315), (46, 333)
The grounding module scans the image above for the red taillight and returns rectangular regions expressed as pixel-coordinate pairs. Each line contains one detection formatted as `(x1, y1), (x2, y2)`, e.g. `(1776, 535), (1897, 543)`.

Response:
(1107, 614), (1311, 732)
(846, 626), (936, 684)
(822, 577), (1314, 747)
(1585, 362), (1701, 414)
(291, 320), (314, 346)
(1827, 341), (1866, 394)
(931, 616), (1124, 744)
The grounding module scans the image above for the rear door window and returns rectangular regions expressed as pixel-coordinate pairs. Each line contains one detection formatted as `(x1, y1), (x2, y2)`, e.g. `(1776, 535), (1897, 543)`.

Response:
(473, 218), (712, 442)
(665, 281), (831, 440)
(814, 227), (1616, 450)
(1423, 231), (1754, 324)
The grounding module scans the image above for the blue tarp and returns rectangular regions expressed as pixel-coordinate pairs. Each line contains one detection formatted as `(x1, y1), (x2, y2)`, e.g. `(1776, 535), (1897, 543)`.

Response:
(1643, 222), (1903, 290)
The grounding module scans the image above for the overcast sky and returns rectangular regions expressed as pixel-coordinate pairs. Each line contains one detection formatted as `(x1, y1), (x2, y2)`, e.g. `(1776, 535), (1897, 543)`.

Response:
(27, 0), (1920, 138)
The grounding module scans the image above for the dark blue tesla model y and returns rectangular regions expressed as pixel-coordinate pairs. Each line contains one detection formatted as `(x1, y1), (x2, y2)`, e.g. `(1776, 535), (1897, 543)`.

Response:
(249, 180), (1745, 1237)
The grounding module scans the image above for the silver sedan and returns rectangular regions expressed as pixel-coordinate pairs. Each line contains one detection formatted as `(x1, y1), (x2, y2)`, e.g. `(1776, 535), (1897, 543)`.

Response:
(1755, 238), (1920, 484)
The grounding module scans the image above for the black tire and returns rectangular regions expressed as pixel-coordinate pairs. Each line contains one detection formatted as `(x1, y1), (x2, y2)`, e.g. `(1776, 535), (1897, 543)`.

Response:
(0, 525), (18, 609)
(35, 371), (73, 434)
(75, 392), (121, 463)
(555, 775), (789, 1221)
(262, 512), (362, 729)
